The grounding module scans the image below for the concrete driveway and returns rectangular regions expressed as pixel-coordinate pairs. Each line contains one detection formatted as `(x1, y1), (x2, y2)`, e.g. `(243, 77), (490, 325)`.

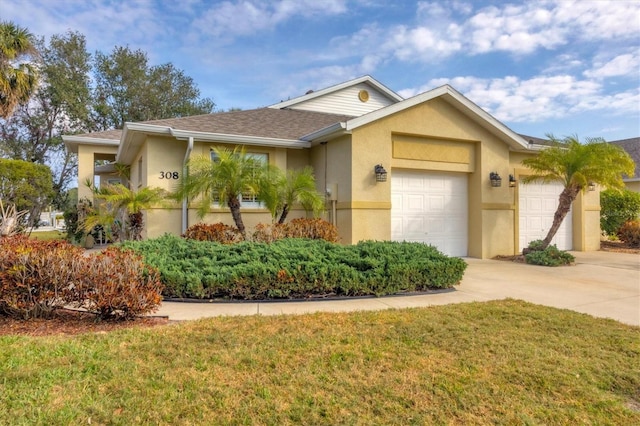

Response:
(156, 251), (640, 327)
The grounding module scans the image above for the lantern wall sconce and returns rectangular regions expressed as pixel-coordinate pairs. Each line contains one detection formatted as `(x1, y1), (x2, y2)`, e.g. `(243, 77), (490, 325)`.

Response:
(489, 172), (502, 187)
(375, 164), (388, 182)
(509, 174), (517, 188)
(588, 182), (596, 191)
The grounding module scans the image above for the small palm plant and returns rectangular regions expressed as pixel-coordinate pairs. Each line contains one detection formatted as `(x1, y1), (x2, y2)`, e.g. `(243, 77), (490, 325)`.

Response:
(84, 182), (166, 241)
(521, 135), (634, 253)
(259, 166), (324, 224)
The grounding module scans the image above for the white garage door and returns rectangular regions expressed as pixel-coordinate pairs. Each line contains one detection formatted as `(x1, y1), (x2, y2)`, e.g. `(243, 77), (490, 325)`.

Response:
(519, 181), (572, 251)
(391, 170), (468, 257)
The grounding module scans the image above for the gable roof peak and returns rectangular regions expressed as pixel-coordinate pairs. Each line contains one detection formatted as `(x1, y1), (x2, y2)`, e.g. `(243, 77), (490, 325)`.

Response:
(269, 75), (403, 110)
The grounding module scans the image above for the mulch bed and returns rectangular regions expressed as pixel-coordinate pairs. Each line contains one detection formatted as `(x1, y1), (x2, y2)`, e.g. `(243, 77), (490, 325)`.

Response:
(0, 309), (169, 337)
(493, 241), (639, 263)
(3, 240), (637, 337)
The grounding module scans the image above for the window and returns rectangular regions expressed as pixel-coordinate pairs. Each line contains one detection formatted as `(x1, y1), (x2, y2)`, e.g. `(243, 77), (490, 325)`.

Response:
(137, 157), (143, 188)
(210, 150), (268, 207)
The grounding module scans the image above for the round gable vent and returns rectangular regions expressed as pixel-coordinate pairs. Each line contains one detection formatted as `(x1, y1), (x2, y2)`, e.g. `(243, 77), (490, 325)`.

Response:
(358, 89), (370, 102)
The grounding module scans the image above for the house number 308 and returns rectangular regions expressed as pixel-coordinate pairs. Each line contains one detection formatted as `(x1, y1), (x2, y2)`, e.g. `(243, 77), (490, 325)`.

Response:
(160, 171), (179, 179)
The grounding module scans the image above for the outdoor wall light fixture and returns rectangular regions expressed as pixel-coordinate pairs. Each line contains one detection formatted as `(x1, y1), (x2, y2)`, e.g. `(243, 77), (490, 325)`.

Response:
(588, 182), (596, 191)
(489, 172), (502, 187)
(509, 174), (517, 188)
(375, 164), (388, 182)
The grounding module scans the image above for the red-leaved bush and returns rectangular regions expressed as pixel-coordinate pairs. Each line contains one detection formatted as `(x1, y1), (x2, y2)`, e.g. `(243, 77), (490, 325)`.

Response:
(0, 236), (163, 320)
(182, 222), (243, 244)
(79, 247), (163, 320)
(252, 218), (339, 243)
(618, 220), (640, 247)
(0, 236), (84, 319)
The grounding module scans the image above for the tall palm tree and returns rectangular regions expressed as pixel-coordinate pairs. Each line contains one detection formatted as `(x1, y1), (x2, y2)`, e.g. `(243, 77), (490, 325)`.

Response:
(0, 21), (38, 118)
(174, 146), (268, 237)
(521, 135), (634, 252)
(85, 183), (166, 241)
(259, 166), (324, 224)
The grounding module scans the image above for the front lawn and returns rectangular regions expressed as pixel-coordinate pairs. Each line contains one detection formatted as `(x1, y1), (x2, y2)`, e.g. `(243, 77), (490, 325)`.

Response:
(1, 300), (638, 424)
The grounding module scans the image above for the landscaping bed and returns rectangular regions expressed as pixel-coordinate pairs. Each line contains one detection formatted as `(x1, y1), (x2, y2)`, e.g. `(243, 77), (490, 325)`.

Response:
(121, 235), (467, 300)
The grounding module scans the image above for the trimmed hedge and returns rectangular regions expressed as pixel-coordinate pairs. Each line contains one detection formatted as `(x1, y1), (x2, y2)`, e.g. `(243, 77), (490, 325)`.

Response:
(120, 235), (467, 300)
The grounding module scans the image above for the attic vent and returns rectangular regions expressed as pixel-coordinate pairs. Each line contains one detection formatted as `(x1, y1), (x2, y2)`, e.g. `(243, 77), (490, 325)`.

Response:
(305, 90), (314, 95)
(358, 89), (370, 102)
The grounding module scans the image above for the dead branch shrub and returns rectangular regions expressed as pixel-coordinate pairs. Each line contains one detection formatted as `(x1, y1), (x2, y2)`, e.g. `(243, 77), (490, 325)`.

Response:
(618, 220), (640, 247)
(182, 222), (243, 244)
(252, 219), (339, 243)
(79, 247), (163, 321)
(0, 236), (84, 319)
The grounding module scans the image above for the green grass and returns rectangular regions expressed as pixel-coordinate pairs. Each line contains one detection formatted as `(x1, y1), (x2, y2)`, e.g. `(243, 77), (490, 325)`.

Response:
(1, 300), (638, 425)
(28, 230), (67, 241)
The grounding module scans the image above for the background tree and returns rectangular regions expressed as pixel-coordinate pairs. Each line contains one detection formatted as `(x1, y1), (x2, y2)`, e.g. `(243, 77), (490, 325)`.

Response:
(521, 135), (634, 252)
(174, 147), (267, 237)
(0, 158), (53, 228)
(259, 166), (324, 224)
(93, 46), (215, 130)
(0, 31), (91, 208)
(1, 28), (215, 210)
(0, 21), (38, 118)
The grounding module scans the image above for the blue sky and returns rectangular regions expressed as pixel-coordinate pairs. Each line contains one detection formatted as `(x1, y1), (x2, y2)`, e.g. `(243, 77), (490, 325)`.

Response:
(3, 0), (639, 140)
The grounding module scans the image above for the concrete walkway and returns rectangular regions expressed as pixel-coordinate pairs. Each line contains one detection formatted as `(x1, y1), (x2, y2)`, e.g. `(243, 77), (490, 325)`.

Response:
(155, 251), (640, 326)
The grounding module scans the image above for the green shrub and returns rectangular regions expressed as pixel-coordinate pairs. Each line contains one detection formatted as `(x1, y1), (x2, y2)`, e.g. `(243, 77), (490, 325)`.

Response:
(525, 245), (575, 267)
(183, 222), (243, 244)
(121, 235), (467, 300)
(0, 235), (163, 320)
(600, 189), (640, 235)
(252, 218), (340, 243)
(617, 220), (640, 247)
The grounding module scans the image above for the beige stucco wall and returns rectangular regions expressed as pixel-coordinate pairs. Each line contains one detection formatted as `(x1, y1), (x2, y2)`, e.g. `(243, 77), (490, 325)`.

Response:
(625, 181), (640, 192)
(337, 98), (520, 258)
(76, 144), (118, 201)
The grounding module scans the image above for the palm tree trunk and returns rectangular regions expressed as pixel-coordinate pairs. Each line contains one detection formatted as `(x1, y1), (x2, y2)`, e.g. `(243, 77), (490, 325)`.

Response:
(277, 204), (289, 224)
(227, 196), (245, 238)
(530, 185), (580, 253)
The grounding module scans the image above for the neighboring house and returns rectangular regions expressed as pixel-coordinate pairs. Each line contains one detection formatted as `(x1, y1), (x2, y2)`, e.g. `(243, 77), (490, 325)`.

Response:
(610, 137), (640, 192)
(63, 76), (601, 258)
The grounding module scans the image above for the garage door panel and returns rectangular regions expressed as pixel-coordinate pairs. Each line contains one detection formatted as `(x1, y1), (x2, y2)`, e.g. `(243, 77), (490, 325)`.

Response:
(519, 181), (572, 251)
(392, 170), (468, 257)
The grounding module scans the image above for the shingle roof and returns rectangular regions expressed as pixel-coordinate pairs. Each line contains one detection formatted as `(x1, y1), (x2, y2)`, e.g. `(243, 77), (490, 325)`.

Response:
(75, 108), (354, 142)
(610, 137), (640, 179)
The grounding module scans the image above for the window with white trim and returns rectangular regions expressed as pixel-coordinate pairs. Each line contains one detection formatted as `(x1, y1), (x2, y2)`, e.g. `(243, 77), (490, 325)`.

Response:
(210, 150), (268, 207)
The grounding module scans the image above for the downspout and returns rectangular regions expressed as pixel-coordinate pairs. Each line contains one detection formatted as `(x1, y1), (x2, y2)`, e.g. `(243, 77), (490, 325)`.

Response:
(181, 136), (194, 234)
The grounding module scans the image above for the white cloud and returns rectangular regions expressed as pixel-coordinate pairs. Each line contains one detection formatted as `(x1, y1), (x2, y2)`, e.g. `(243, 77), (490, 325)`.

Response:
(584, 53), (640, 80)
(400, 73), (638, 124)
(192, 0), (348, 39)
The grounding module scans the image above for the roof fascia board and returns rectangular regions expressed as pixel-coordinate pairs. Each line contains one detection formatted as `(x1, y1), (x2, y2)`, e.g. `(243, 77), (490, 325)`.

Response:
(300, 122), (348, 142)
(268, 75), (403, 109)
(345, 85), (530, 150)
(170, 129), (310, 149)
(62, 135), (120, 153)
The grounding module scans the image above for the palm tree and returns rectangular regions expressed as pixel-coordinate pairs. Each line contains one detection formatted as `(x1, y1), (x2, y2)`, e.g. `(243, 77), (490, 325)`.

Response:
(0, 21), (38, 118)
(85, 183), (166, 241)
(521, 135), (634, 253)
(174, 146), (268, 237)
(259, 166), (324, 224)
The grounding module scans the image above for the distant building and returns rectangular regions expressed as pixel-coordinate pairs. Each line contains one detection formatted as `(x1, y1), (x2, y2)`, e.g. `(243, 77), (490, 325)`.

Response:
(610, 137), (640, 192)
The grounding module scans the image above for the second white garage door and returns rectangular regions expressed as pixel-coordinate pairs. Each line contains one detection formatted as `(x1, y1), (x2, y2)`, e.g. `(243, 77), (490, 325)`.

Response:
(391, 170), (468, 257)
(519, 181), (573, 251)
